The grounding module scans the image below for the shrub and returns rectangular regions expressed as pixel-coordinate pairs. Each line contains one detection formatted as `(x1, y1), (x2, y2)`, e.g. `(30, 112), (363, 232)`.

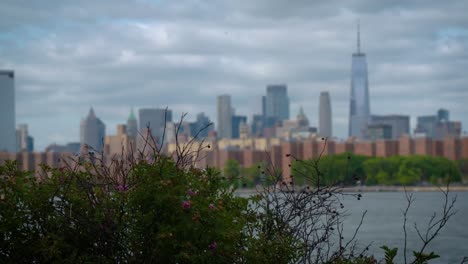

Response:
(0, 154), (300, 263)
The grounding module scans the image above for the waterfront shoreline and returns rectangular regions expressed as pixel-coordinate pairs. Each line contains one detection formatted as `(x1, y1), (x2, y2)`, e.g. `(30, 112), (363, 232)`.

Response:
(338, 185), (468, 192)
(235, 185), (468, 194)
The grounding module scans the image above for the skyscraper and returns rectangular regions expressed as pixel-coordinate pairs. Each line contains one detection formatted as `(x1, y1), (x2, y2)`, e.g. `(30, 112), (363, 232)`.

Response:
(370, 115), (410, 140)
(138, 108), (172, 143)
(261, 95), (267, 118)
(16, 124), (34, 152)
(104, 124), (135, 156)
(217, 95), (232, 139)
(266, 84), (290, 122)
(367, 124), (392, 141)
(414, 115), (437, 137)
(127, 108), (138, 140)
(414, 109), (460, 139)
(231, 115), (247, 139)
(348, 22), (371, 139)
(297, 106), (310, 128)
(80, 107), (106, 152)
(0, 70), (15, 152)
(319, 91), (332, 138)
(190, 112), (213, 140)
(437, 108), (449, 122)
(251, 114), (264, 137)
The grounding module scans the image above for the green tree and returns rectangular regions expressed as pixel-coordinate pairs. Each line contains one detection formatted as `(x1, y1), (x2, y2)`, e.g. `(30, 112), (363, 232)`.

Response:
(240, 162), (266, 188)
(396, 160), (421, 185)
(292, 153), (369, 187)
(457, 158), (468, 182)
(223, 159), (240, 179)
(223, 159), (241, 187)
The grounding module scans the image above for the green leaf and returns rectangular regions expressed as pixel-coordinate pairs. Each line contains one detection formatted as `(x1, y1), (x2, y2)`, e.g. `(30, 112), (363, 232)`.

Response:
(413, 251), (440, 264)
(380, 245), (398, 264)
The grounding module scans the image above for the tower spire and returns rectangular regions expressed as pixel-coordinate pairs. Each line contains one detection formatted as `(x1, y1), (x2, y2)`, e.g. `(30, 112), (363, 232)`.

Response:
(357, 19), (361, 54)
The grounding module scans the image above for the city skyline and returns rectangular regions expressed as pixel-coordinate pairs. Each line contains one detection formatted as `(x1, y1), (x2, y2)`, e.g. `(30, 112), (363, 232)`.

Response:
(0, 1), (467, 150)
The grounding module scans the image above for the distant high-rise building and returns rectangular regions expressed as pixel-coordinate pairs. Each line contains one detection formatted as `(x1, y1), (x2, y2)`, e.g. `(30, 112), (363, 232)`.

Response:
(414, 115), (437, 137)
(231, 115), (247, 139)
(16, 124), (26, 152)
(0, 70), (15, 152)
(80, 108), (106, 152)
(104, 124), (135, 156)
(434, 108), (461, 138)
(45, 142), (80, 153)
(435, 120), (461, 139)
(27, 136), (34, 152)
(190, 112), (213, 140)
(297, 106), (309, 128)
(261, 96), (267, 118)
(348, 22), (371, 139)
(319, 92), (332, 138)
(370, 115), (410, 140)
(239, 122), (249, 139)
(251, 114), (264, 137)
(16, 124), (34, 152)
(217, 95), (232, 139)
(66, 142), (81, 153)
(266, 84), (290, 122)
(138, 108), (172, 143)
(367, 124), (392, 141)
(414, 109), (460, 139)
(437, 108), (449, 122)
(127, 108), (138, 140)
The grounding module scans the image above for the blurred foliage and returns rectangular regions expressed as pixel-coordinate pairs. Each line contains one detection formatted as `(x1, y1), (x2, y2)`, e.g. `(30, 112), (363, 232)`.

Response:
(457, 159), (468, 182)
(0, 158), (300, 263)
(291, 153), (462, 187)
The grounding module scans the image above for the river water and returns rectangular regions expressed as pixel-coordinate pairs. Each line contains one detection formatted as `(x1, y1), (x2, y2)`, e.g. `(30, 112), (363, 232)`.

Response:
(238, 190), (468, 263)
(337, 191), (468, 263)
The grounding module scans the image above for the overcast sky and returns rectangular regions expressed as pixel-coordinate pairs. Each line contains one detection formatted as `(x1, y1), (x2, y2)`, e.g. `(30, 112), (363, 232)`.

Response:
(1, 0), (467, 151)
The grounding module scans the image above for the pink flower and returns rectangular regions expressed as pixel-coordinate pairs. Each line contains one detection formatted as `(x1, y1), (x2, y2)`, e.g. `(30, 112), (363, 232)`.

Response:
(187, 189), (197, 196)
(146, 156), (152, 163)
(116, 184), (128, 192)
(182, 200), (191, 209)
(209, 203), (216, 210)
(208, 242), (217, 251)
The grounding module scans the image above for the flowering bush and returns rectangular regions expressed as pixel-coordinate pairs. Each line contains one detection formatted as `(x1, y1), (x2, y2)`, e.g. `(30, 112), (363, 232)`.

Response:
(0, 154), (300, 263)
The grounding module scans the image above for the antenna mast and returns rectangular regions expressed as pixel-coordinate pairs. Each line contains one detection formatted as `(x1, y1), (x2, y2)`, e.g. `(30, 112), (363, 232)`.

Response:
(357, 19), (361, 54)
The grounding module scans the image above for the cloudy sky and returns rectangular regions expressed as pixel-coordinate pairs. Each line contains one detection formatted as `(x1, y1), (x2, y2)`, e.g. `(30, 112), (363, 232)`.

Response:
(1, 0), (467, 150)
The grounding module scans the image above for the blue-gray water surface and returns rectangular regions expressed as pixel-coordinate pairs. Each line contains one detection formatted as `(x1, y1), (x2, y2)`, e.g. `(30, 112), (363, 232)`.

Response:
(339, 192), (468, 263)
(238, 191), (468, 263)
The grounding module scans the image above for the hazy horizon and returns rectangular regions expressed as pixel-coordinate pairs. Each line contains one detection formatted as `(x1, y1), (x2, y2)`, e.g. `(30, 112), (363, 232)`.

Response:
(1, 0), (467, 151)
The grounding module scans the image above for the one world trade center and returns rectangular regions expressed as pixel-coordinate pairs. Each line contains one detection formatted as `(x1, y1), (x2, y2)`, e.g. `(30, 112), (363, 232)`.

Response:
(348, 22), (371, 139)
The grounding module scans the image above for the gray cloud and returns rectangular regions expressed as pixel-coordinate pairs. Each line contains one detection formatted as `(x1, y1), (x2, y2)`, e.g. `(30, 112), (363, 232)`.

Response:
(0, 0), (467, 150)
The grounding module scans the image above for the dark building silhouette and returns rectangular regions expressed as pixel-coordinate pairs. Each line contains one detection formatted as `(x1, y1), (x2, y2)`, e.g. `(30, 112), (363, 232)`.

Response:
(232, 115), (247, 139)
